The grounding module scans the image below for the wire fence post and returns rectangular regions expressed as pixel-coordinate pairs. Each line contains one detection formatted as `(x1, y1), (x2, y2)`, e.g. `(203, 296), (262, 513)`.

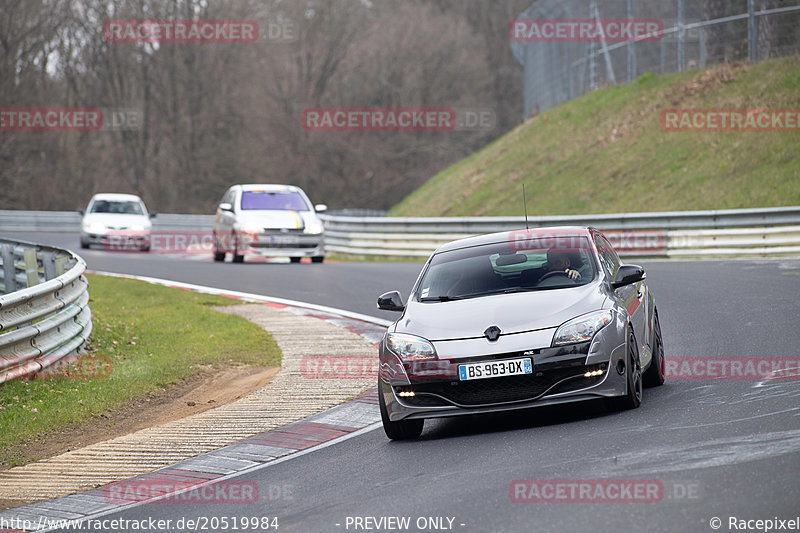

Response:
(748, 0), (758, 62)
(589, 0), (598, 89)
(699, 26), (707, 69)
(677, 0), (685, 71)
(627, 0), (637, 82)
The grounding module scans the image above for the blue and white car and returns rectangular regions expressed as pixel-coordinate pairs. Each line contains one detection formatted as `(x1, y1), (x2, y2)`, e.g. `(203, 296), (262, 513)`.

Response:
(213, 184), (327, 263)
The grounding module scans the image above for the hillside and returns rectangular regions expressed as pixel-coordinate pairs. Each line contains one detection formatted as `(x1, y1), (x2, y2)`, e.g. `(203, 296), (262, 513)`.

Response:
(390, 57), (800, 217)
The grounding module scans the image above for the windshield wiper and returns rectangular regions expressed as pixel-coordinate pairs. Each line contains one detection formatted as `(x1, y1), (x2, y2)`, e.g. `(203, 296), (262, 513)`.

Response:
(502, 287), (541, 294)
(419, 295), (465, 302)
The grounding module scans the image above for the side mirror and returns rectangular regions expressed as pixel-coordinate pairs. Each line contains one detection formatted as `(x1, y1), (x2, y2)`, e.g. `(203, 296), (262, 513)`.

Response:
(219, 202), (233, 212)
(78, 209), (85, 216)
(314, 204), (328, 213)
(377, 291), (405, 312)
(612, 264), (646, 289)
(149, 212), (157, 219)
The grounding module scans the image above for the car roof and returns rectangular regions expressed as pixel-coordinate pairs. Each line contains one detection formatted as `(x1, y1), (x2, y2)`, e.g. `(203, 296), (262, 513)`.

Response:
(433, 226), (595, 254)
(90, 193), (144, 202)
(235, 184), (301, 192)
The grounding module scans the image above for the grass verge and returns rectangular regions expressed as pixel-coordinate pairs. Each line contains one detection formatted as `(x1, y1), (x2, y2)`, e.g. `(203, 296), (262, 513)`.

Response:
(0, 274), (281, 467)
(390, 57), (800, 217)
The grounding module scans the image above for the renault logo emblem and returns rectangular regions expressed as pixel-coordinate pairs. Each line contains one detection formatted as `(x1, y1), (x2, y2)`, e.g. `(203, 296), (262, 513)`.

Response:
(484, 326), (501, 342)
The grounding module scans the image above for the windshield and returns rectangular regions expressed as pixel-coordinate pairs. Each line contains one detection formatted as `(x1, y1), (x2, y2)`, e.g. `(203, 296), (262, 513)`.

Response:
(416, 236), (596, 301)
(240, 190), (309, 211)
(89, 200), (144, 215)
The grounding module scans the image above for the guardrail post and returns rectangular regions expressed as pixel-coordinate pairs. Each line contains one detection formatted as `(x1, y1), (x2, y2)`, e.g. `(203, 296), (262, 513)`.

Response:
(42, 251), (57, 280)
(1, 244), (15, 294)
(24, 248), (40, 288)
(55, 256), (67, 277)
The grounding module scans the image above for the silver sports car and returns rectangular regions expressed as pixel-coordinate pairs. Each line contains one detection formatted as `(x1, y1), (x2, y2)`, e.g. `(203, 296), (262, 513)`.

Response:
(376, 226), (665, 440)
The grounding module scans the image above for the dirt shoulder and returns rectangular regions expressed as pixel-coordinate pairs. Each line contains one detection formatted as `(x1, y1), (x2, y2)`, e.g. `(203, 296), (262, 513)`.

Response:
(0, 364), (279, 474)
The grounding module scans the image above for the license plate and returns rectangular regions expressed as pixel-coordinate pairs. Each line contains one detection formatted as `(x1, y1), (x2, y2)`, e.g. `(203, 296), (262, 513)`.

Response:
(458, 358), (532, 381)
(268, 235), (300, 244)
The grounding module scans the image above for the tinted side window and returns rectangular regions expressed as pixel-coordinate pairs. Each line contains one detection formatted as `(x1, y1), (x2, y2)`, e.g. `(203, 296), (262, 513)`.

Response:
(594, 234), (620, 279)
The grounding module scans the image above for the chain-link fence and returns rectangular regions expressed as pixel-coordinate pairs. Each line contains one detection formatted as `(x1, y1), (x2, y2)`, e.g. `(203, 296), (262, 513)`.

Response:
(511, 0), (800, 119)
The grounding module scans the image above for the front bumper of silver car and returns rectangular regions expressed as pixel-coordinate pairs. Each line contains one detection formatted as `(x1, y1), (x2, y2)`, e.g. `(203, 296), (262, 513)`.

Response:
(380, 315), (629, 422)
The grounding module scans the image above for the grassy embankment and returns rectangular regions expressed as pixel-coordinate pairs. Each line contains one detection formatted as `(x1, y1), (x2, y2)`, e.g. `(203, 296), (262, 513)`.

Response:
(0, 274), (280, 467)
(391, 57), (800, 217)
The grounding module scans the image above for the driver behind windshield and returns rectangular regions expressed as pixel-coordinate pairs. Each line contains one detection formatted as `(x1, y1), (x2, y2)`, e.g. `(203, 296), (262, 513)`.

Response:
(542, 248), (581, 281)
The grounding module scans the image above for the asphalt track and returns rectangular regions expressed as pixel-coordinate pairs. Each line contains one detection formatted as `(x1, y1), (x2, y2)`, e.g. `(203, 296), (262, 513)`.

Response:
(4, 231), (800, 533)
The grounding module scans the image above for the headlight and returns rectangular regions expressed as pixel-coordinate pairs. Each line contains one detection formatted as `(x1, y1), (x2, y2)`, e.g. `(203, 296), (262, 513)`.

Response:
(239, 223), (262, 234)
(552, 309), (614, 346)
(84, 222), (106, 233)
(304, 221), (324, 235)
(386, 333), (437, 360)
(130, 224), (146, 231)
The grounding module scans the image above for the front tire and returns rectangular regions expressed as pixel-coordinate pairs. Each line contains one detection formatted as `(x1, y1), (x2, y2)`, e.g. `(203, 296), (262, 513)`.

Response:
(231, 233), (244, 263)
(213, 233), (226, 262)
(643, 310), (665, 387)
(608, 329), (642, 411)
(379, 381), (423, 440)
(311, 256), (324, 263)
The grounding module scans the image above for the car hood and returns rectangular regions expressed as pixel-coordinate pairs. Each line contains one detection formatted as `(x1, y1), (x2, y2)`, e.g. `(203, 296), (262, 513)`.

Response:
(82, 213), (150, 229)
(395, 282), (607, 341)
(234, 210), (318, 230)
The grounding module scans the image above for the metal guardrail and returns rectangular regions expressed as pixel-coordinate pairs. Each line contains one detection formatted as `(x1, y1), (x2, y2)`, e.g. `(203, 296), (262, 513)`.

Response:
(0, 238), (92, 384)
(319, 206), (800, 258)
(0, 210), (215, 233)
(1, 206), (799, 258)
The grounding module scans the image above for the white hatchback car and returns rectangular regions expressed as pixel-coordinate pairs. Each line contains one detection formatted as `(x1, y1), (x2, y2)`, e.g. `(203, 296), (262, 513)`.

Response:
(213, 184), (327, 263)
(79, 193), (155, 251)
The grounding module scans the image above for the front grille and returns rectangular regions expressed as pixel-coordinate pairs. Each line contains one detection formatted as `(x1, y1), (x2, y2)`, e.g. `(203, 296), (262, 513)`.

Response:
(250, 241), (317, 249)
(405, 367), (599, 406)
(402, 395), (450, 407)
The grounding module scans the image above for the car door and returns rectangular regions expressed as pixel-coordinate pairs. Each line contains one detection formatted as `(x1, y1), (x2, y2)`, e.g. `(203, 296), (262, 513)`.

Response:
(595, 233), (649, 365)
